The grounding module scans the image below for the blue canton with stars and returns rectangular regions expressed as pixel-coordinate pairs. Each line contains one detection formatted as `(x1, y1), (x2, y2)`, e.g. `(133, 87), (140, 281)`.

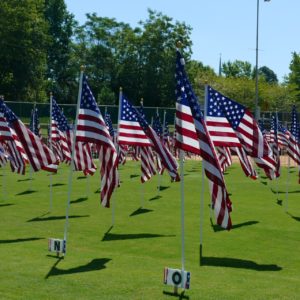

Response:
(175, 50), (204, 121)
(270, 115), (278, 137)
(80, 75), (100, 114)
(105, 113), (115, 137)
(210, 87), (246, 130)
(0, 99), (19, 124)
(52, 97), (71, 132)
(121, 96), (149, 131)
(207, 87), (227, 118)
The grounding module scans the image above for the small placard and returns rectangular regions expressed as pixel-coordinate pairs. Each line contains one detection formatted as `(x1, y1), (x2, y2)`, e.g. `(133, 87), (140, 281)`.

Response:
(48, 238), (66, 254)
(164, 267), (190, 289)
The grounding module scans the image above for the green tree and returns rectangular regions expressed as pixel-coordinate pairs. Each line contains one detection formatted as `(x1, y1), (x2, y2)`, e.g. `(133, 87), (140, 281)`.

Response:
(44, 0), (77, 103)
(286, 51), (300, 102)
(256, 66), (278, 84)
(0, 0), (49, 102)
(222, 60), (252, 78)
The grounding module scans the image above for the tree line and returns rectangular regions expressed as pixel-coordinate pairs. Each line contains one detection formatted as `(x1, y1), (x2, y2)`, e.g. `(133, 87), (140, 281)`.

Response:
(0, 0), (300, 112)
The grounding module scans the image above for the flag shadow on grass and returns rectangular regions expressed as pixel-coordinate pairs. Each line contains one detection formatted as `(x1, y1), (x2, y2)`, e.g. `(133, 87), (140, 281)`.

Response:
(102, 232), (175, 242)
(48, 183), (65, 187)
(45, 258), (111, 279)
(77, 176), (87, 180)
(0, 237), (44, 244)
(286, 212), (300, 222)
(130, 207), (153, 216)
(260, 181), (267, 186)
(200, 256), (282, 271)
(271, 188), (300, 194)
(17, 178), (33, 182)
(158, 186), (170, 191)
(16, 190), (37, 196)
(162, 291), (189, 299)
(210, 219), (259, 232)
(149, 195), (162, 201)
(130, 174), (139, 179)
(70, 197), (88, 204)
(27, 215), (89, 222)
(0, 203), (14, 207)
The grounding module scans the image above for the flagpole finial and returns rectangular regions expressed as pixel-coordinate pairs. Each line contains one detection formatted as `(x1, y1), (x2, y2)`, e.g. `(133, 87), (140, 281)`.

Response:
(50, 92), (53, 97)
(176, 41), (183, 48)
(80, 65), (86, 72)
(119, 87), (122, 92)
(140, 98), (144, 106)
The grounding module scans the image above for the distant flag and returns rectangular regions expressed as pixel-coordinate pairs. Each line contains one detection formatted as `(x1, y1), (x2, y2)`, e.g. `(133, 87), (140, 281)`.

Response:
(29, 107), (41, 137)
(120, 95), (179, 181)
(176, 50), (232, 229)
(105, 113), (115, 139)
(269, 114), (280, 177)
(287, 106), (300, 165)
(0, 99), (57, 173)
(0, 144), (9, 167)
(76, 75), (118, 207)
(153, 114), (163, 138)
(277, 123), (289, 149)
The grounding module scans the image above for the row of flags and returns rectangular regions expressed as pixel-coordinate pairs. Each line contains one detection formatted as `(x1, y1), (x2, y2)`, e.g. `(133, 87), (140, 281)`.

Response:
(0, 50), (299, 231)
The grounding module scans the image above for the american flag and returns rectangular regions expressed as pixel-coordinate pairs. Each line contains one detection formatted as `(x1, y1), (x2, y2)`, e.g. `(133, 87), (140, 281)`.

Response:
(121, 96), (179, 181)
(76, 75), (118, 207)
(277, 123), (289, 148)
(206, 87), (241, 147)
(152, 114), (165, 174)
(140, 146), (156, 182)
(216, 147), (232, 173)
(232, 147), (258, 179)
(0, 113), (29, 174)
(29, 107), (41, 137)
(269, 115), (280, 177)
(104, 113), (115, 139)
(287, 106), (300, 165)
(0, 99), (57, 173)
(118, 95), (152, 147)
(210, 86), (276, 180)
(0, 144), (9, 167)
(175, 50), (232, 229)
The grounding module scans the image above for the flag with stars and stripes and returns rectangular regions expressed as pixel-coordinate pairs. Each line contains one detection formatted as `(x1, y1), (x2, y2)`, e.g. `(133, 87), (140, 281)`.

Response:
(176, 50), (232, 229)
(208, 86), (276, 180)
(140, 146), (156, 183)
(104, 113), (115, 139)
(206, 87), (241, 148)
(269, 115), (280, 177)
(216, 147), (232, 173)
(76, 75), (118, 207)
(287, 106), (300, 165)
(121, 96), (179, 181)
(118, 95), (152, 147)
(29, 107), (41, 138)
(277, 123), (289, 148)
(0, 99), (57, 173)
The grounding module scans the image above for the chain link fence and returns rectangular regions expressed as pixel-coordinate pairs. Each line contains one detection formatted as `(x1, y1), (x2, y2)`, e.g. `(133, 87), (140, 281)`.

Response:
(5, 101), (298, 129)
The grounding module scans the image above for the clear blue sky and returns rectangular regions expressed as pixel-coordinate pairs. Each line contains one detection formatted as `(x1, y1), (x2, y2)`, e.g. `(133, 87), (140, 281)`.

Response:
(65, 0), (300, 82)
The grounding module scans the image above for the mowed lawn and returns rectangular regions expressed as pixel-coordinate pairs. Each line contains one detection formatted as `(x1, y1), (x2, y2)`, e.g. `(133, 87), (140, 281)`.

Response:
(0, 160), (300, 299)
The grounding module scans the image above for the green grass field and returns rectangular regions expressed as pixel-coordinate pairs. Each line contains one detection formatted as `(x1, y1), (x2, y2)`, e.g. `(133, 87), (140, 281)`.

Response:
(0, 160), (300, 299)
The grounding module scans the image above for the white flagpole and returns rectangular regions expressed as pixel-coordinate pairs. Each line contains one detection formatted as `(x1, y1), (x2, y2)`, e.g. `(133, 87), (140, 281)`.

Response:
(49, 94), (53, 212)
(275, 111), (279, 201)
(179, 149), (185, 273)
(285, 156), (290, 212)
(200, 84), (208, 259)
(63, 67), (84, 255)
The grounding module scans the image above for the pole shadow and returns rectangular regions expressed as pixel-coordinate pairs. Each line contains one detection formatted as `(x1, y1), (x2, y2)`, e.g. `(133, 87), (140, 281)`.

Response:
(77, 176), (87, 180)
(27, 215), (89, 222)
(102, 232), (175, 242)
(130, 207), (153, 217)
(0, 203), (14, 207)
(70, 197), (88, 204)
(211, 219), (259, 232)
(0, 237), (44, 244)
(16, 190), (37, 196)
(45, 258), (111, 279)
